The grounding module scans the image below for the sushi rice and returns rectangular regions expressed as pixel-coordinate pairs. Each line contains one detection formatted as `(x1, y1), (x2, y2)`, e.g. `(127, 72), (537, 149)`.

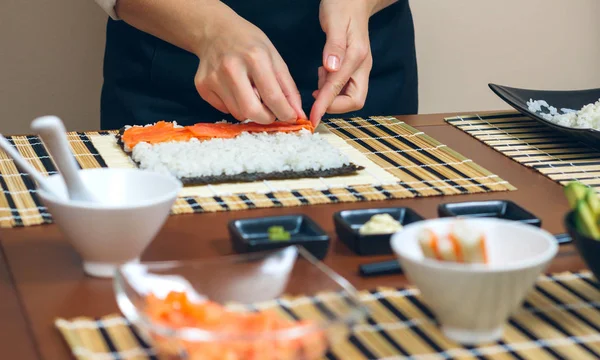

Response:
(526, 98), (600, 130)
(130, 129), (353, 179)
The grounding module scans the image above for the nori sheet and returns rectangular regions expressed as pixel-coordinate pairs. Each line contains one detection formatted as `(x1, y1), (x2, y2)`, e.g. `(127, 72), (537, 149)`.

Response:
(115, 127), (364, 186)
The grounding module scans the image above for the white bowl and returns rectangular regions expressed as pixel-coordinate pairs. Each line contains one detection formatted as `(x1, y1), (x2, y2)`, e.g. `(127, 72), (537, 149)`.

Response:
(391, 218), (558, 345)
(37, 168), (182, 278)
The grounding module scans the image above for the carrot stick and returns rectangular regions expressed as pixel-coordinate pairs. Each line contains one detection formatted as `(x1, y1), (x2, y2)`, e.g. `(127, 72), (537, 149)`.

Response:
(430, 233), (443, 260)
(448, 233), (464, 263)
(479, 235), (488, 264)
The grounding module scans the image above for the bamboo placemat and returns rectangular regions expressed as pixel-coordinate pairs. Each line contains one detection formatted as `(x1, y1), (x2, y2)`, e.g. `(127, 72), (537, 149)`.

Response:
(446, 112), (600, 190)
(56, 270), (600, 360)
(0, 116), (514, 228)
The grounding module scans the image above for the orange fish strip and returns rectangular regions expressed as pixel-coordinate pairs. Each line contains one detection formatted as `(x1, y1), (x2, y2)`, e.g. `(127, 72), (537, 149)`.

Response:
(144, 291), (328, 360)
(121, 119), (315, 150)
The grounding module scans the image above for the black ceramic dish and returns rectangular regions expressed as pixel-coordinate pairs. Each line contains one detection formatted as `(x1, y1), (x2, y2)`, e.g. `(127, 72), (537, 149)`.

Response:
(438, 200), (541, 227)
(333, 207), (424, 256)
(564, 211), (600, 281)
(488, 83), (600, 148)
(228, 214), (330, 260)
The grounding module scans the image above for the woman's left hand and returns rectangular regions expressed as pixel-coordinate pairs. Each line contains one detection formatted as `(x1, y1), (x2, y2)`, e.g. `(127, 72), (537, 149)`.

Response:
(309, 0), (377, 126)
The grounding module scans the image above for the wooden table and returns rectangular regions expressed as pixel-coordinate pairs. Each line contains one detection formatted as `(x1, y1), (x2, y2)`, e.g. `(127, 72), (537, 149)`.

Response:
(0, 247), (39, 359)
(0, 112), (588, 360)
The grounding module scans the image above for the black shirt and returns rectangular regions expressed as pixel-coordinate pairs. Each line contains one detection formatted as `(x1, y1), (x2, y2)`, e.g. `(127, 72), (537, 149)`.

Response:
(100, 0), (418, 129)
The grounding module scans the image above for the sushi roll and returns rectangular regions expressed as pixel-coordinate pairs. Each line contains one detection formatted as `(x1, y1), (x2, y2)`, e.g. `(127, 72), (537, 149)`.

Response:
(418, 222), (488, 264)
(116, 120), (364, 185)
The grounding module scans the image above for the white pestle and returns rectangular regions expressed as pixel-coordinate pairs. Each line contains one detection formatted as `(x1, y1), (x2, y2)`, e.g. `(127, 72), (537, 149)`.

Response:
(30, 116), (98, 203)
(0, 134), (58, 196)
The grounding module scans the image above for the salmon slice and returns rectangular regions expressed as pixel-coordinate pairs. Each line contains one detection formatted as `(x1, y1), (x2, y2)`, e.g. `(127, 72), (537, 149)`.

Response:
(121, 121), (195, 150)
(186, 123), (247, 140)
(121, 119), (315, 150)
(188, 119), (314, 139)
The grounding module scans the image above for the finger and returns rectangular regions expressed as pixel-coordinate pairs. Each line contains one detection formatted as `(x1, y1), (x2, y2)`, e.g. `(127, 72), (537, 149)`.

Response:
(324, 81), (358, 114)
(322, 24), (347, 72)
(273, 59), (306, 121)
(212, 85), (244, 120)
(310, 47), (365, 124)
(326, 62), (370, 114)
(224, 70), (276, 124)
(310, 67), (327, 99)
(318, 66), (326, 90)
(253, 86), (260, 101)
(313, 65), (347, 99)
(195, 75), (230, 114)
(203, 90), (229, 114)
(248, 55), (297, 123)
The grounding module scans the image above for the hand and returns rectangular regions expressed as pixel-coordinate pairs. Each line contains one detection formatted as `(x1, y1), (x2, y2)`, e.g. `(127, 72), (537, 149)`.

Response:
(310, 0), (375, 126)
(193, 10), (306, 124)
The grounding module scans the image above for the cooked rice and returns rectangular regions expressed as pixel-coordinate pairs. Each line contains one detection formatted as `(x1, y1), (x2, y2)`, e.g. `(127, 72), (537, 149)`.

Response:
(130, 129), (353, 179)
(526, 98), (600, 129)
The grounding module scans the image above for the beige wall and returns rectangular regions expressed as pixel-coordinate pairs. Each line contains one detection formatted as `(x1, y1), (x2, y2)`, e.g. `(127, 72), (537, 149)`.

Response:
(1, 0), (599, 134)
(410, 0), (600, 114)
(0, 0), (106, 134)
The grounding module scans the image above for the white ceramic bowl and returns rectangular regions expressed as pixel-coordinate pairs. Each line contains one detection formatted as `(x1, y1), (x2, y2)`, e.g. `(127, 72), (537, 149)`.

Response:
(37, 168), (182, 278)
(391, 218), (558, 345)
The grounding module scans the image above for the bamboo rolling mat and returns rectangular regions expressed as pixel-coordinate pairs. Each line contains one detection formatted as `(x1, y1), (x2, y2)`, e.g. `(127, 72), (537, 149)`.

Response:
(0, 116), (514, 228)
(56, 271), (600, 360)
(446, 112), (600, 190)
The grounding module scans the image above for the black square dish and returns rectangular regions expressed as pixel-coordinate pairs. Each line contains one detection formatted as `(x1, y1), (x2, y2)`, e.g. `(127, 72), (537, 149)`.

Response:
(438, 200), (541, 227)
(333, 207), (424, 255)
(489, 83), (600, 147)
(228, 215), (330, 260)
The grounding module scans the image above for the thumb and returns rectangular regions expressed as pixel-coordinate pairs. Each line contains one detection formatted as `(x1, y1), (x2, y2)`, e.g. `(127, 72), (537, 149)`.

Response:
(323, 27), (347, 72)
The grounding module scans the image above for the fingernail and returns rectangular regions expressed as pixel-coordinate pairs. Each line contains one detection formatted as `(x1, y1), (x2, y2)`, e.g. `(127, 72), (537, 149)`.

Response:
(327, 55), (340, 71)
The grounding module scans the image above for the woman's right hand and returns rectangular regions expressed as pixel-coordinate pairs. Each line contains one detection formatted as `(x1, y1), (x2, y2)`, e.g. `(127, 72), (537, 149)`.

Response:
(193, 11), (305, 124)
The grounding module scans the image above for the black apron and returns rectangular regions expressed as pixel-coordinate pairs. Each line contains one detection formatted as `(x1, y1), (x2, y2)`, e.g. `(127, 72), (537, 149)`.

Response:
(100, 0), (418, 129)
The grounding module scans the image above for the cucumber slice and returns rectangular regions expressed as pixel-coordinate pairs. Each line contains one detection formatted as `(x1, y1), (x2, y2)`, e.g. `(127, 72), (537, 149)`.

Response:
(268, 226), (285, 234)
(575, 199), (600, 240)
(586, 187), (600, 219)
(565, 182), (589, 209)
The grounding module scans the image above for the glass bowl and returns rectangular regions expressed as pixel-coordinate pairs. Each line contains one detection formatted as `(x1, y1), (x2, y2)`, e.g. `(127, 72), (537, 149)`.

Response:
(113, 246), (368, 360)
